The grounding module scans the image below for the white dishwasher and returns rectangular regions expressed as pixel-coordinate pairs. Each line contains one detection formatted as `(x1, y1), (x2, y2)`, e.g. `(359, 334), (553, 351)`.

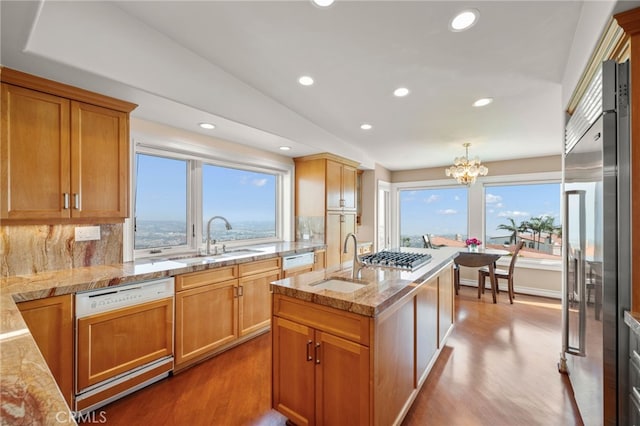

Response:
(75, 277), (174, 414)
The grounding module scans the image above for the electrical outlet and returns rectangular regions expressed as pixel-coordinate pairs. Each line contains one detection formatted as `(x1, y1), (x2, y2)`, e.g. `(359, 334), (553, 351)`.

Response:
(75, 226), (101, 242)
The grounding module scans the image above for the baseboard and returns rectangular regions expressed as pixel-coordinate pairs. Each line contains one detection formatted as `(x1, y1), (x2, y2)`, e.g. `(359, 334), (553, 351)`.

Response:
(459, 279), (561, 300)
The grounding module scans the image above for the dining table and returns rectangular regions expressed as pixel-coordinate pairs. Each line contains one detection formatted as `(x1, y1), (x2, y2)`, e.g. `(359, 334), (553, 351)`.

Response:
(453, 248), (510, 303)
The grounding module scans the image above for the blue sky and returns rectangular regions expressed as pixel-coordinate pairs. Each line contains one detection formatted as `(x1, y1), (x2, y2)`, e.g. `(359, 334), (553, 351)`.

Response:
(135, 154), (276, 223)
(400, 183), (561, 238)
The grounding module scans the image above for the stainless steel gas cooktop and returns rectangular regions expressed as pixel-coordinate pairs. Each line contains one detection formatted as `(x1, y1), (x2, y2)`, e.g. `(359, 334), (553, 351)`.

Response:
(359, 250), (432, 271)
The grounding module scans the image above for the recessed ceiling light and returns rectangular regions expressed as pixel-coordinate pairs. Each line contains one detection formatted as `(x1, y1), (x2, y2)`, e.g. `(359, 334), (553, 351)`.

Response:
(311, 0), (335, 7)
(450, 9), (479, 32)
(199, 122), (215, 130)
(393, 87), (410, 97)
(279, 146), (291, 151)
(298, 76), (314, 86)
(360, 123), (372, 130)
(473, 98), (493, 107)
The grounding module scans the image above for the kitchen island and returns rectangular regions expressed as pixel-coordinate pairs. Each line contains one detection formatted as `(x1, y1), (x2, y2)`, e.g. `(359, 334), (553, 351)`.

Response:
(270, 246), (459, 426)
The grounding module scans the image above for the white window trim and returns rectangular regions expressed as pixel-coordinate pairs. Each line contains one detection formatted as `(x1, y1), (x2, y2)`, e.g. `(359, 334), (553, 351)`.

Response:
(125, 137), (293, 261)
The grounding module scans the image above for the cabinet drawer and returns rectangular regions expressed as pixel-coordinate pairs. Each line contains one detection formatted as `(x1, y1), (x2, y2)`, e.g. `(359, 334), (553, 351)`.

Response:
(175, 266), (239, 291)
(239, 257), (281, 276)
(273, 294), (370, 346)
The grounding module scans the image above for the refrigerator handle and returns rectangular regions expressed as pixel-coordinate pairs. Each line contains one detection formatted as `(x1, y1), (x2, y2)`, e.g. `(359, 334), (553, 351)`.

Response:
(562, 190), (587, 358)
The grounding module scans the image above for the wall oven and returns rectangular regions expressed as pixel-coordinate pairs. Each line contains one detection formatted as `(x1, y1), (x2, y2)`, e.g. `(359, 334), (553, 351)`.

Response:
(75, 277), (175, 414)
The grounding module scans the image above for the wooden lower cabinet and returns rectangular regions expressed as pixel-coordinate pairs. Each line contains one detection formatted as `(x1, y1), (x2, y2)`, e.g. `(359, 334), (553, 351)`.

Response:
(175, 279), (239, 366)
(175, 258), (280, 371)
(17, 294), (74, 406)
(272, 316), (370, 426)
(272, 260), (455, 426)
(239, 268), (280, 336)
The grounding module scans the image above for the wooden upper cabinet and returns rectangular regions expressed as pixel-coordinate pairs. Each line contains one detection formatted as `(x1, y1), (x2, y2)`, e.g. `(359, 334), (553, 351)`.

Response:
(0, 67), (136, 224)
(326, 159), (357, 211)
(71, 101), (129, 219)
(1, 84), (71, 220)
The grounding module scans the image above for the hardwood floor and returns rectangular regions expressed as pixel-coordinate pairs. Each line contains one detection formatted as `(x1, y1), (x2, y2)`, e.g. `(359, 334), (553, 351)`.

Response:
(93, 287), (582, 425)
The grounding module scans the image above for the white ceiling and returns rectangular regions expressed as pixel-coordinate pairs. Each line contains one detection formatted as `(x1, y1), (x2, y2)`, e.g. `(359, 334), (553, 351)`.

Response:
(0, 1), (637, 171)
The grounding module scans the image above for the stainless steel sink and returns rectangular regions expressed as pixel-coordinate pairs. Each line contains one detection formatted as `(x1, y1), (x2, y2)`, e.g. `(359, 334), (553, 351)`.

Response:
(172, 248), (263, 265)
(310, 278), (368, 293)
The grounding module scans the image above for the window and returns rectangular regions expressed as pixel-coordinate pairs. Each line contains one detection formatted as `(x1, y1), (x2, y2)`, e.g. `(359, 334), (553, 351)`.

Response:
(202, 164), (277, 243)
(133, 147), (286, 258)
(485, 183), (561, 260)
(134, 154), (187, 250)
(399, 187), (468, 248)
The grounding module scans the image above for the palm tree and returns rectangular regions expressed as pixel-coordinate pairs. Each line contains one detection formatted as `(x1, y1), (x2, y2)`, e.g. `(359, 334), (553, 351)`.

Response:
(541, 216), (558, 243)
(497, 218), (519, 244)
(527, 216), (546, 250)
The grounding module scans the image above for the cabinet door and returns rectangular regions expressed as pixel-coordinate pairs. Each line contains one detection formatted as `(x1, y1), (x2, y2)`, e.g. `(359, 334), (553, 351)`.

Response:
(239, 269), (280, 336)
(325, 212), (342, 269)
(1, 84), (71, 220)
(315, 330), (370, 426)
(340, 213), (356, 264)
(326, 160), (343, 210)
(272, 316), (315, 426)
(415, 276), (438, 387)
(341, 164), (357, 211)
(313, 250), (326, 271)
(17, 294), (74, 406)
(438, 265), (454, 346)
(326, 213), (357, 269)
(77, 297), (173, 391)
(70, 101), (129, 219)
(175, 280), (238, 367)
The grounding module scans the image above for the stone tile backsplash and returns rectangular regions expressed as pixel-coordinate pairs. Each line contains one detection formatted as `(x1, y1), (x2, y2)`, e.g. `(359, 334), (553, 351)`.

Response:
(0, 224), (122, 277)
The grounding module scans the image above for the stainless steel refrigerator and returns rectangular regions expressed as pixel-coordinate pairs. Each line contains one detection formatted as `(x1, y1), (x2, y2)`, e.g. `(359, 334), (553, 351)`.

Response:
(559, 60), (631, 425)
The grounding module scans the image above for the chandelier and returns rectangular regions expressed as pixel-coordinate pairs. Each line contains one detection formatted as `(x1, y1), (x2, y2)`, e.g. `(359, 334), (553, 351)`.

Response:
(445, 143), (488, 185)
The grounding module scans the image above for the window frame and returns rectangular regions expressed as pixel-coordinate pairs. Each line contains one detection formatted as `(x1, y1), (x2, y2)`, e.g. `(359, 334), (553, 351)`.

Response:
(391, 172), (562, 269)
(128, 139), (292, 261)
(391, 178), (470, 248)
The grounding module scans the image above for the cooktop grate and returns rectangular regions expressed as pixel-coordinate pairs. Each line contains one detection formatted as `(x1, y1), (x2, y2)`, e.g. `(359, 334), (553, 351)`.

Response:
(359, 250), (432, 271)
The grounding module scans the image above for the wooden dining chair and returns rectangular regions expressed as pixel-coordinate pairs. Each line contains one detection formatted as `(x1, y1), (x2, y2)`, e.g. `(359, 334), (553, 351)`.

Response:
(478, 241), (525, 304)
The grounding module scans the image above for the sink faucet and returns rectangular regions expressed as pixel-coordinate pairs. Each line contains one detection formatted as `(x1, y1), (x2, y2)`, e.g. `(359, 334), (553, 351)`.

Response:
(206, 216), (232, 255)
(343, 232), (364, 279)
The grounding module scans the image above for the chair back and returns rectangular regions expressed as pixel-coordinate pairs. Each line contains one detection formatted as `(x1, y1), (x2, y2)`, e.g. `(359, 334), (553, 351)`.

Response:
(423, 235), (433, 249)
(508, 241), (525, 274)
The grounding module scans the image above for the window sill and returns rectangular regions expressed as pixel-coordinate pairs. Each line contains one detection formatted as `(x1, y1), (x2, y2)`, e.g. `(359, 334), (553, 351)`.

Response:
(496, 257), (561, 272)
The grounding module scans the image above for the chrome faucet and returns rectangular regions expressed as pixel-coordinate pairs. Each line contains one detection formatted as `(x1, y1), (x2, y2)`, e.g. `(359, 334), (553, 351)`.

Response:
(343, 232), (364, 279)
(206, 216), (232, 255)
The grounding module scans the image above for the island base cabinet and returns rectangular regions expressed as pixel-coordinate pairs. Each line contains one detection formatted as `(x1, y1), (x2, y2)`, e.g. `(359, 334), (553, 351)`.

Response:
(315, 331), (370, 426)
(272, 298), (371, 426)
(272, 317), (315, 426)
(272, 318), (370, 426)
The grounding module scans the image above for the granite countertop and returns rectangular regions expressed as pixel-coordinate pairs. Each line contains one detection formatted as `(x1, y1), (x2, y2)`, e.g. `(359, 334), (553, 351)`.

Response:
(0, 241), (323, 425)
(625, 311), (640, 335)
(271, 246), (459, 317)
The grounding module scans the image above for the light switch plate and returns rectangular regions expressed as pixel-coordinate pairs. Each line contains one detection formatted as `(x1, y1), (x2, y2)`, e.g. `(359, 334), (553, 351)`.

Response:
(75, 226), (101, 242)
